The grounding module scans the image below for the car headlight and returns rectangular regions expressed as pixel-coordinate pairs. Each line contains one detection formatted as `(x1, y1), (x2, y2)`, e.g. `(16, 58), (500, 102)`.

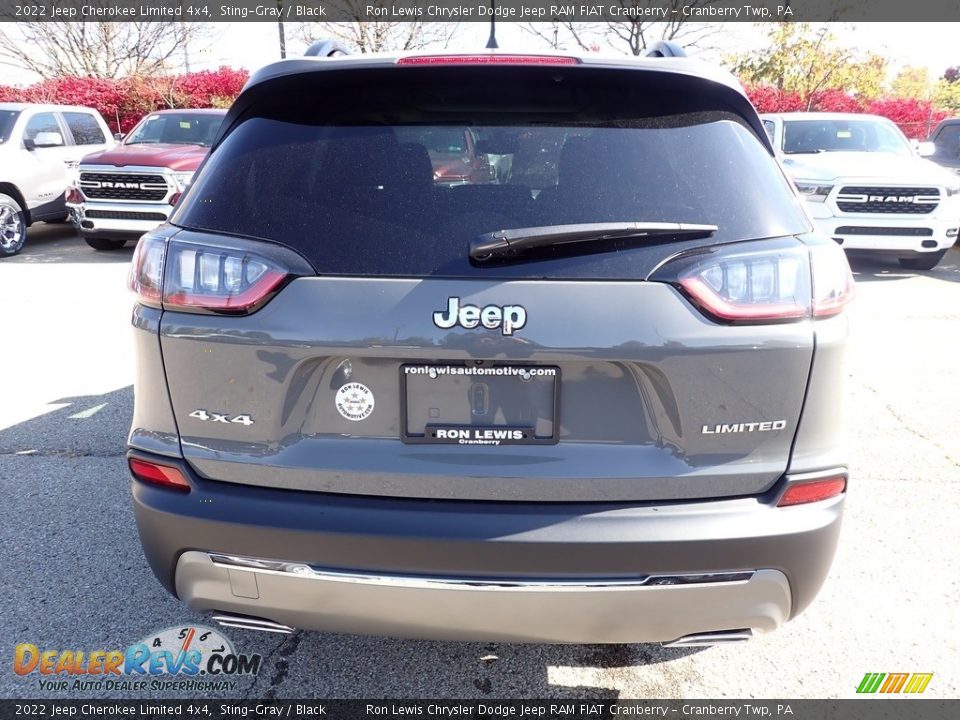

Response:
(794, 182), (833, 203)
(945, 185), (960, 197)
(172, 171), (195, 192)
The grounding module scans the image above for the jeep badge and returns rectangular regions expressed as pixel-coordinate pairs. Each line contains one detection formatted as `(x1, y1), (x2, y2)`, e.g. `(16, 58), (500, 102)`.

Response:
(432, 297), (527, 336)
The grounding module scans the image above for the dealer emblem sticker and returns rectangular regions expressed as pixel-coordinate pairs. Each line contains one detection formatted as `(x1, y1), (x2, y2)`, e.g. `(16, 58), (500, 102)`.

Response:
(335, 382), (375, 421)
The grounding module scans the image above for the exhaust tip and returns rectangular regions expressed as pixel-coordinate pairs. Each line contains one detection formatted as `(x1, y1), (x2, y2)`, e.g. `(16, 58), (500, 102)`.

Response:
(211, 613), (294, 635)
(661, 629), (753, 648)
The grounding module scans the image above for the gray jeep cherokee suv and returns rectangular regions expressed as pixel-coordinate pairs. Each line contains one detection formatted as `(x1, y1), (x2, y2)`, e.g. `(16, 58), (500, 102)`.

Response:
(127, 49), (854, 646)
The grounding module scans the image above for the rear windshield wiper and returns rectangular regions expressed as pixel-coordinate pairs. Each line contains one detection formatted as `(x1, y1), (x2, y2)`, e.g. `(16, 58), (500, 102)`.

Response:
(469, 222), (718, 263)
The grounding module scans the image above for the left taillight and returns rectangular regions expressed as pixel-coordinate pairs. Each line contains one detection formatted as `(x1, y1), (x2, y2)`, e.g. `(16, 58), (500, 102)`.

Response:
(128, 235), (291, 315)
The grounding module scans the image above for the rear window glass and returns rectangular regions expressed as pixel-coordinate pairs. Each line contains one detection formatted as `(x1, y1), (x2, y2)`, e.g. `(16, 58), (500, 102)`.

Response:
(176, 76), (808, 279)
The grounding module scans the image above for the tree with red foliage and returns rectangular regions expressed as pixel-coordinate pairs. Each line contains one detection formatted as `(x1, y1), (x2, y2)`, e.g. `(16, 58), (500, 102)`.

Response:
(809, 89), (863, 114)
(865, 97), (948, 140)
(744, 83), (949, 140)
(0, 67), (249, 133)
(743, 85), (805, 114)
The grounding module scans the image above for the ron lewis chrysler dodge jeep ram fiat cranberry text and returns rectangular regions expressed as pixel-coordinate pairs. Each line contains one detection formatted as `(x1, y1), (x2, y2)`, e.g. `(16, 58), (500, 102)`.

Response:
(126, 46), (854, 645)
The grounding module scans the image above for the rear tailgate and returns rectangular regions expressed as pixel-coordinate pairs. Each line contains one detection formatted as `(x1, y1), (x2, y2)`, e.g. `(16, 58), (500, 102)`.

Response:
(159, 273), (813, 502)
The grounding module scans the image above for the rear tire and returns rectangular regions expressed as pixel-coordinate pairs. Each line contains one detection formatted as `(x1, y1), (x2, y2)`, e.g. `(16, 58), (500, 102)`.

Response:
(85, 237), (127, 251)
(0, 192), (27, 258)
(898, 250), (946, 271)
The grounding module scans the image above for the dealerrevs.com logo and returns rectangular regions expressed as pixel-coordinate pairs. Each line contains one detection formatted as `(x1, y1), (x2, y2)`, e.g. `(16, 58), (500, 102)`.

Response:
(13, 625), (261, 692)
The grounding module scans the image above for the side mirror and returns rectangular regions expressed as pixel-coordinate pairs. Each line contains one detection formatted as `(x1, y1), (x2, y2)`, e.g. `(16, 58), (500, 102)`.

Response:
(32, 131), (64, 148)
(114, 132), (125, 141)
(918, 141), (937, 157)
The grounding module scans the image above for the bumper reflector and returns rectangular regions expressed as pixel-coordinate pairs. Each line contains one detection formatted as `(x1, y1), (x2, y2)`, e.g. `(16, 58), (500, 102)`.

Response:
(777, 476), (846, 507)
(129, 458), (191, 492)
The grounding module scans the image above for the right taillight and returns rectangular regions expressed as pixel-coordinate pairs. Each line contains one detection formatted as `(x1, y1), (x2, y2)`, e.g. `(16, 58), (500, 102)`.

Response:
(654, 238), (854, 324)
(128, 235), (291, 315)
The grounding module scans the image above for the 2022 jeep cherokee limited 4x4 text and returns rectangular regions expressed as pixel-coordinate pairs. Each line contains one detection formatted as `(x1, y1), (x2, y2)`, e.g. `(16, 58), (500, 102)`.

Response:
(127, 50), (854, 645)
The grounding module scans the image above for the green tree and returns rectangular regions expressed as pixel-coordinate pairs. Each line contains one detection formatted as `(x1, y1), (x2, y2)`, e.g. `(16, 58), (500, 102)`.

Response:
(730, 23), (886, 110)
(933, 67), (960, 114)
(934, 81), (960, 114)
(890, 66), (931, 100)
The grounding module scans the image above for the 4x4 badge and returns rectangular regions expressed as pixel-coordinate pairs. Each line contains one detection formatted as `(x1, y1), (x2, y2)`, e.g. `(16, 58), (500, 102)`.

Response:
(433, 297), (527, 336)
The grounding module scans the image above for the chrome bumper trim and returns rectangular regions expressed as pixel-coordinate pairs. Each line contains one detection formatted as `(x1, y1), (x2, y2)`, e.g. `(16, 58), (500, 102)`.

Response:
(208, 553), (754, 591)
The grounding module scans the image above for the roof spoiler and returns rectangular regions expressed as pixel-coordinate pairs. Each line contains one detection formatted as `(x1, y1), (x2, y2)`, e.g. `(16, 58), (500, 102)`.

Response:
(305, 40), (351, 58)
(643, 41), (687, 58)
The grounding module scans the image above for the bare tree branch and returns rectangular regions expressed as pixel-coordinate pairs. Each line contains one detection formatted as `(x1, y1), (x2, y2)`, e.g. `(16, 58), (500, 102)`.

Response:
(293, 1), (461, 54)
(0, 13), (209, 79)
(521, 2), (725, 56)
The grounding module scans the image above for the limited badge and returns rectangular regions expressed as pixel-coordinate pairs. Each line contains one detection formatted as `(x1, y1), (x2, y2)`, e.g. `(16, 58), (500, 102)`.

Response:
(335, 382), (375, 421)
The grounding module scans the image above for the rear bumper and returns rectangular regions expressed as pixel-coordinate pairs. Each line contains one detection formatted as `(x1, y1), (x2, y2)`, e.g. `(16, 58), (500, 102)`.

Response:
(178, 553), (791, 644)
(131, 451), (845, 643)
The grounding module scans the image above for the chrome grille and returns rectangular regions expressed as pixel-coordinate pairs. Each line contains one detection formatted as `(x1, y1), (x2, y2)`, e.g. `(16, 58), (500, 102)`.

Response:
(79, 172), (169, 202)
(836, 186), (940, 215)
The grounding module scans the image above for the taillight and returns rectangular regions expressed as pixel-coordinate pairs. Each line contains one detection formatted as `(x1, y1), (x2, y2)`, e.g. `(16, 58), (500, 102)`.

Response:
(654, 238), (854, 324)
(810, 241), (855, 317)
(164, 241), (287, 313)
(128, 235), (291, 314)
(397, 55), (579, 66)
(128, 235), (166, 307)
(129, 458), (191, 492)
(667, 243), (811, 323)
(777, 475), (846, 506)
(65, 187), (83, 204)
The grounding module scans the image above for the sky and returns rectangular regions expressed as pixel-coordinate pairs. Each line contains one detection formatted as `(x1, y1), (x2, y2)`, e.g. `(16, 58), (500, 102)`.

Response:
(187, 22), (960, 80)
(1, 22), (959, 85)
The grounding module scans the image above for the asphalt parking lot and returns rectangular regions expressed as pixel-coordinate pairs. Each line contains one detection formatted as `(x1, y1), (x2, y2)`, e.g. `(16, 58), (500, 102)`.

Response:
(1, 223), (958, 700)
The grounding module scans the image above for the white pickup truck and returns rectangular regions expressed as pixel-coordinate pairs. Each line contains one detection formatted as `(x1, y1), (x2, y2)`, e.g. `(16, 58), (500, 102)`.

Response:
(762, 112), (960, 270)
(0, 103), (114, 257)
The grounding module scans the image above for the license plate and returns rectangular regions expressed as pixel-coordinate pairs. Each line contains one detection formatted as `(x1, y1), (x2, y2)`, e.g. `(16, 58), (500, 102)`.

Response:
(400, 364), (559, 445)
